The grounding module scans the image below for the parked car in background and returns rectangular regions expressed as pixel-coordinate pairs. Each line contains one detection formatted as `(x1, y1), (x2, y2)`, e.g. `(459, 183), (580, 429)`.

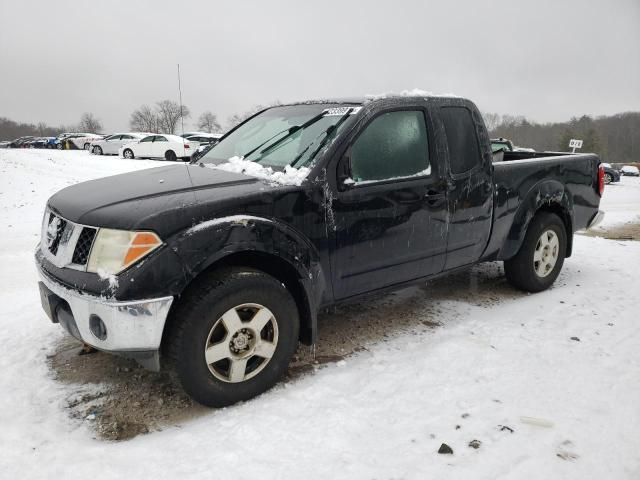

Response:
(28, 137), (55, 149)
(0, 141), (9, 149)
(90, 133), (151, 155)
(491, 137), (514, 152)
(119, 134), (199, 161)
(63, 133), (103, 150)
(179, 131), (210, 138)
(186, 133), (222, 156)
(8, 136), (35, 148)
(620, 165), (640, 177)
(601, 163), (621, 184)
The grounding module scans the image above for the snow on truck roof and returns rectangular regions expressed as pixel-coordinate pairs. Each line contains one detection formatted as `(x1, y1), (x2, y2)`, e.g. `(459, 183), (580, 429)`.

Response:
(282, 90), (463, 108)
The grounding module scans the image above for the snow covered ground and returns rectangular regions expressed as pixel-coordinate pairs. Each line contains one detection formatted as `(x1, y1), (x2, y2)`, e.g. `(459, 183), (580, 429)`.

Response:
(1, 149), (639, 479)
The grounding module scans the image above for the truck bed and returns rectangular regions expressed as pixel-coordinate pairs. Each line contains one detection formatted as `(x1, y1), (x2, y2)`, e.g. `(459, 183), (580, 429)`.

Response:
(484, 152), (601, 261)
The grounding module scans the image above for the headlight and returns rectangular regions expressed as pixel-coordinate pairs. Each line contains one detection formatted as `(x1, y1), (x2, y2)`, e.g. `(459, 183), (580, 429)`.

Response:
(87, 229), (162, 275)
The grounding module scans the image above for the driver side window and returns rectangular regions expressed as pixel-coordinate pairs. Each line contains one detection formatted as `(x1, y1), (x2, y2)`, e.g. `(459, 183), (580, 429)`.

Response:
(350, 110), (430, 183)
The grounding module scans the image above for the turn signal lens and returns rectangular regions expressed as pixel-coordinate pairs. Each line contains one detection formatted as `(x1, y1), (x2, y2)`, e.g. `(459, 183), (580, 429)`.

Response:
(87, 229), (162, 275)
(597, 164), (605, 196)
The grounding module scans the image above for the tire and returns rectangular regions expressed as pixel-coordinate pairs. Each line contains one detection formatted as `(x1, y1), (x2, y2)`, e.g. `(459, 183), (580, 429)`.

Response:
(504, 212), (567, 293)
(165, 150), (177, 162)
(604, 173), (613, 184)
(168, 268), (299, 407)
(57, 143), (63, 150)
(93, 146), (103, 155)
(123, 149), (134, 159)
(83, 143), (90, 150)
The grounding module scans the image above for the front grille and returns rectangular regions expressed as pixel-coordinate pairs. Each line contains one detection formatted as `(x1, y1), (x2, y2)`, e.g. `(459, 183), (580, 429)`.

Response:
(41, 209), (97, 271)
(72, 227), (97, 265)
(47, 214), (68, 255)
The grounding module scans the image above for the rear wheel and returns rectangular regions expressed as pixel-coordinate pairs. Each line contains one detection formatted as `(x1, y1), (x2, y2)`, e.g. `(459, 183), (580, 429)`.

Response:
(83, 143), (90, 150)
(169, 268), (299, 407)
(123, 149), (134, 159)
(93, 146), (103, 155)
(165, 150), (177, 162)
(604, 173), (613, 184)
(504, 212), (567, 292)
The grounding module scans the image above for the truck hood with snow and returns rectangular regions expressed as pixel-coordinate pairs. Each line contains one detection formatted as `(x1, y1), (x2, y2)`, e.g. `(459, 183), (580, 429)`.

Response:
(47, 164), (287, 237)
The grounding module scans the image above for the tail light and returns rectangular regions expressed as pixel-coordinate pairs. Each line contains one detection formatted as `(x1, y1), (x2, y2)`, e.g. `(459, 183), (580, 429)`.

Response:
(597, 164), (605, 196)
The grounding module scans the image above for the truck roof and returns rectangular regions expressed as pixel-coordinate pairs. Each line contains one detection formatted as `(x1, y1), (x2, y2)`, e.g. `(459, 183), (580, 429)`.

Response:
(284, 92), (465, 108)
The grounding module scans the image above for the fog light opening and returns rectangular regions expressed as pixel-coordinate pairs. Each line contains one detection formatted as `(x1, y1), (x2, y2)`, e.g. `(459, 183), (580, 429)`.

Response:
(89, 314), (107, 340)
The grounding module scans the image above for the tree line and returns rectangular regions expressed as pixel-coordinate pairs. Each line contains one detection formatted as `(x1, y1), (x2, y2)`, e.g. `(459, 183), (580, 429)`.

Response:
(0, 112), (103, 140)
(484, 112), (640, 164)
(0, 99), (283, 140)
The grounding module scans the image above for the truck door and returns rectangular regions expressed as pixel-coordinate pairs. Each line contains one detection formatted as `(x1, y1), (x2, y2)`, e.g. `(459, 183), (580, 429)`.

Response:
(329, 108), (449, 300)
(438, 106), (493, 269)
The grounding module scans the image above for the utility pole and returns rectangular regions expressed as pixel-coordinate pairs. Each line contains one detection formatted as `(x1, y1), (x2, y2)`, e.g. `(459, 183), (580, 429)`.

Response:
(177, 64), (185, 137)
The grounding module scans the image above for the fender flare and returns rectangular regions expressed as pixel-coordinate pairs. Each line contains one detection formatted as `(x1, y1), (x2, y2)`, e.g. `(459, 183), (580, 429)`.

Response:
(170, 215), (326, 342)
(498, 180), (574, 260)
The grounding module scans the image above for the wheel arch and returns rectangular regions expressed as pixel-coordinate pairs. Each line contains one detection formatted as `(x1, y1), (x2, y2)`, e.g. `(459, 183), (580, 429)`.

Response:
(162, 217), (325, 351)
(498, 180), (574, 261)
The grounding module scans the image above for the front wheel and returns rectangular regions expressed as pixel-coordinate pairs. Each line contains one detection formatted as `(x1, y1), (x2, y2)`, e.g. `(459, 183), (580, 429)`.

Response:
(169, 268), (299, 407)
(83, 143), (91, 150)
(122, 149), (134, 159)
(93, 146), (103, 155)
(504, 212), (567, 292)
(165, 150), (177, 162)
(604, 173), (613, 184)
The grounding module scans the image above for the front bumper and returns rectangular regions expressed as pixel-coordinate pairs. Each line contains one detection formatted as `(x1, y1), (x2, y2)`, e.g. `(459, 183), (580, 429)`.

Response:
(37, 263), (173, 370)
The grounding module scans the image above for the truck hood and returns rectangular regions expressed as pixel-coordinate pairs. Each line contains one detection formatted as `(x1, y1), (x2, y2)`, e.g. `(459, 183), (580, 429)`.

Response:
(47, 165), (269, 237)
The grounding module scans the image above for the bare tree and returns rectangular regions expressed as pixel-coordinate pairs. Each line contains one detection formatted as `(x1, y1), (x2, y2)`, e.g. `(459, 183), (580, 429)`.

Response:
(481, 112), (501, 132)
(226, 101), (281, 130)
(36, 122), (48, 136)
(197, 111), (222, 133)
(129, 105), (159, 133)
(78, 112), (103, 133)
(156, 99), (190, 134)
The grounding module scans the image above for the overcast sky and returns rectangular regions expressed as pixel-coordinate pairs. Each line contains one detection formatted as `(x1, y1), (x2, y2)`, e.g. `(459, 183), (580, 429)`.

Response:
(1, 0), (639, 132)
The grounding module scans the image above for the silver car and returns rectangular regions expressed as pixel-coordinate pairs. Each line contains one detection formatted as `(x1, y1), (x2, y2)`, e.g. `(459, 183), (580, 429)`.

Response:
(90, 133), (151, 155)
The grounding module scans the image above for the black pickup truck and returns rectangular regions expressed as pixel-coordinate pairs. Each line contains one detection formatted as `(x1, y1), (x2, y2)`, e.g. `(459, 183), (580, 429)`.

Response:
(36, 95), (605, 406)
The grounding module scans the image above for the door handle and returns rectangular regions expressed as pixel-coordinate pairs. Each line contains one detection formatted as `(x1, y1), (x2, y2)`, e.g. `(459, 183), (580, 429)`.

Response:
(424, 189), (446, 206)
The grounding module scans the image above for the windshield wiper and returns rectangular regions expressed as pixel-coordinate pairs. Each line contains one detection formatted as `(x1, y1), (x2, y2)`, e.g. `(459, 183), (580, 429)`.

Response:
(242, 111), (328, 160)
(289, 107), (354, 168)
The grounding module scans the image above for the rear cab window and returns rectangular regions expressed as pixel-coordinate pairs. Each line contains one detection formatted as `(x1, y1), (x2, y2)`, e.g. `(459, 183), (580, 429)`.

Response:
(440, 106), (481, 175)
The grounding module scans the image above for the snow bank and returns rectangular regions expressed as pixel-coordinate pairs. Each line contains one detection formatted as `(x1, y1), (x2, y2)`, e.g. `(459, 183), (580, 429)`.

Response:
(211, 156), (310, 186)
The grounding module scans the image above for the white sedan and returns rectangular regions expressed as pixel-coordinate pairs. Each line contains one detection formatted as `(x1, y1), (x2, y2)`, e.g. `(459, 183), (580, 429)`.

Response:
(90, 133), (151, 155)
(119, 134), (199, 161)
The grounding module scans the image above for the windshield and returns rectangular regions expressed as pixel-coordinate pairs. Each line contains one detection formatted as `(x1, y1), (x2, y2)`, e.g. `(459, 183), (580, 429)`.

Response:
(491, 141), (512, 153)
(198, 104), (360, 169)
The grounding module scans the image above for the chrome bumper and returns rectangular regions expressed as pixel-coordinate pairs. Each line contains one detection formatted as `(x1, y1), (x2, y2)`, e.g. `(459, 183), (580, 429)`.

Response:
(587, 210), (605, 229)
(37, 265), (174, 356)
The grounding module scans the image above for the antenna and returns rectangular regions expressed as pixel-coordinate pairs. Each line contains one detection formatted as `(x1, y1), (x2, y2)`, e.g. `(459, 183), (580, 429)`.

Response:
(177, 63), (185, 137)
